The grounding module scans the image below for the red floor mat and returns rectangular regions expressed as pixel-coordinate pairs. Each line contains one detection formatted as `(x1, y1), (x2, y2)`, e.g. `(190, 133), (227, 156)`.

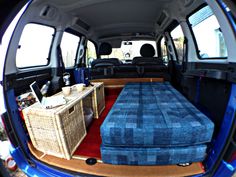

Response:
(73, 94), (118, 159)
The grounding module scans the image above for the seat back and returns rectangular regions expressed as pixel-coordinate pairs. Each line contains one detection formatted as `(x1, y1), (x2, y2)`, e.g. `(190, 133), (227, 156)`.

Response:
(132, 43), (163, 65)
(132, 43), (169, 79)
(91, 42), (122, 68)
(90, 42), (122, 79)
(132, 57), (164, 65)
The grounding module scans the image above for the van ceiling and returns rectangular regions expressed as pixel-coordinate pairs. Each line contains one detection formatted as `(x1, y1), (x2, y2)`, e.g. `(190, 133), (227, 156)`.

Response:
(34, 0), (202, 40)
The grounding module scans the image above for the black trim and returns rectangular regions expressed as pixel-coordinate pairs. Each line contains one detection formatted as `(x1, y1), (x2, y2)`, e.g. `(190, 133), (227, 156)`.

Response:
(75, 19), (90, 31)
(165, 20), (179, 33)
(65, 28), (83, 38)
(184, 69), (228, 80)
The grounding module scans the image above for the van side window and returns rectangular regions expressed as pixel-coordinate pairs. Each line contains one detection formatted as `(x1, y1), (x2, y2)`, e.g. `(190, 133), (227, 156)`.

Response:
(86, 40), (97, 67)
(160, 37), (168, 64)
(16, 24), (55, 68)
(61, 32), (80, 68)
(188, 6), (228, 58)
(170, 25), (185, 64)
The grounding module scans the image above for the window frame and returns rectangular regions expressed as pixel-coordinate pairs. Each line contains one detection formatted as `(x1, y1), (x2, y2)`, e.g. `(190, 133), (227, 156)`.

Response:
(165, 20), (182, 63)
(169, 24), (186, 64)
(16, 23), (56, 69)
(85, 39), (97, 67)
(61, 29), (81, 68)
(187, 4), (228, 60)
(158, 36), (168, 62)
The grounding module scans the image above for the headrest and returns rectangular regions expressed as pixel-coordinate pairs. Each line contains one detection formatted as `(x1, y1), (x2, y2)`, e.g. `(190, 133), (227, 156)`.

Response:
(140, 44), (155, 57)
(98, 42), (112, 55)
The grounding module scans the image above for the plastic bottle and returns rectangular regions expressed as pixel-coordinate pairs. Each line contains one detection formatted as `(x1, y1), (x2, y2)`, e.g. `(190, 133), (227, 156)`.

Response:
(40, 81), (50, 96)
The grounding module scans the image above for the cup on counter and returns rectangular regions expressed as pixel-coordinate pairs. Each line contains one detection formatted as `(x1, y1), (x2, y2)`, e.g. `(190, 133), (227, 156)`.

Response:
(75, 83), (85, 92)
(62, 86), (71, 96)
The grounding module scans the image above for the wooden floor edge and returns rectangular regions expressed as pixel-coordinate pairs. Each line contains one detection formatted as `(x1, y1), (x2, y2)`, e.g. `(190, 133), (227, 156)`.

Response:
(92, 78), (164, 87)
(28, 143), (205, 177)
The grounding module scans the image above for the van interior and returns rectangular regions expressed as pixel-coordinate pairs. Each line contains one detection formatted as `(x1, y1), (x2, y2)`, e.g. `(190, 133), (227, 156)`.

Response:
(2, 0), (236, 176)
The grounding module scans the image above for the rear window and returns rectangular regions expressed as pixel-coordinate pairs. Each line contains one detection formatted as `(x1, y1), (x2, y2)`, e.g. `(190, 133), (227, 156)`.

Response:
(188, 6), (228, 59)
(16, 24), (55, 68)
(101, 40), (157, 63)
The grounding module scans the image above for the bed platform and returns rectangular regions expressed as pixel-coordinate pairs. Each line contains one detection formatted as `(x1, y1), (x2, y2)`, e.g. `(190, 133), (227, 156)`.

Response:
(100, 82), (214, 165)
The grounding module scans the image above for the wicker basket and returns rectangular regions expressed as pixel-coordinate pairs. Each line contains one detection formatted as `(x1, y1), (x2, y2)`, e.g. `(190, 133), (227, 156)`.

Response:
(23, 99), (86, 160)
(92, 83), (105, 119)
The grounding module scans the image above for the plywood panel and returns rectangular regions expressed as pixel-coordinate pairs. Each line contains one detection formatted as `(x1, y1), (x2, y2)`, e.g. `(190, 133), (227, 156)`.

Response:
(28, 143), (205, 177)
(92, 78), (164, 87)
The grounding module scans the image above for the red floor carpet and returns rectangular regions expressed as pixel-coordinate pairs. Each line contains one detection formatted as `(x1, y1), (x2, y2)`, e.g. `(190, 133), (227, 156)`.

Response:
(73, 89), (121, 159)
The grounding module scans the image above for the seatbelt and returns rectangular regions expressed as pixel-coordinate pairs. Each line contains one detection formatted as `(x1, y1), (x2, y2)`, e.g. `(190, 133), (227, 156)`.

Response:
(103, 66), (114, 76)
(165, 41), (170, 62)
(195, 73), (205, 105)
(182, 37), (188, 72)
(56, 45), (66, 74)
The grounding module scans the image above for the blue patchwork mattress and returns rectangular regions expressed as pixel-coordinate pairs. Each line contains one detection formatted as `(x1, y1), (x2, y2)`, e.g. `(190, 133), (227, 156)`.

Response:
(100, 82), (214, 165)
(101, 144), (207, 165)
(100, 82), (214, 147)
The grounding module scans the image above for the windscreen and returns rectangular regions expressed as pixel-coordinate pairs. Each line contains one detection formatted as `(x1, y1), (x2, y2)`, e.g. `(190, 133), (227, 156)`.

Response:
(100, 40), (157, 63)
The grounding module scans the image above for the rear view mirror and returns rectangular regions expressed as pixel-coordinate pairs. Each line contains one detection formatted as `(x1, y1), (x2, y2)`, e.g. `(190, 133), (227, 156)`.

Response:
(124, 41), (132, 45)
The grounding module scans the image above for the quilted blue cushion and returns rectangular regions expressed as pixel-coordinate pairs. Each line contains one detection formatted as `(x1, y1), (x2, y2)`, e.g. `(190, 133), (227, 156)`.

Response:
(101, 144), (207, 165)
(100, 82), (214, 147)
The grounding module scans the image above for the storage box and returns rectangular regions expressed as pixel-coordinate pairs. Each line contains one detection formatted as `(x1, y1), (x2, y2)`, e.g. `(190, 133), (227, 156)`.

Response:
(23, 99), (86, 160)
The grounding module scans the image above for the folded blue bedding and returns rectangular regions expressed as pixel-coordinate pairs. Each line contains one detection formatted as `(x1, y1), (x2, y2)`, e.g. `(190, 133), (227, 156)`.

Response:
(101, 144), (207, 165)
(100, 82), (214, 165)
(100, 82), (214, 147)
